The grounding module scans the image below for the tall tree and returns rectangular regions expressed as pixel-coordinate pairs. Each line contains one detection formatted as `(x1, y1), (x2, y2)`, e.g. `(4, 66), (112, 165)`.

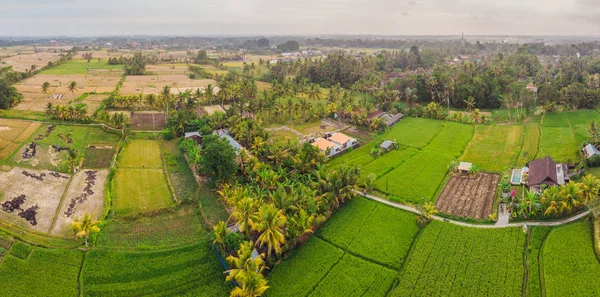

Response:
(71, 213), (100, 247)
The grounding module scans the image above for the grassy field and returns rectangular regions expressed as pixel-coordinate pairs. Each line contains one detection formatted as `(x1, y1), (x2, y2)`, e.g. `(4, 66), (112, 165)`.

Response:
(114, 139), (174, 216)
(40, 59), (124, 75)
(360, 147), (419, 179)
(542, 220), (600, 297)
(537, 126), (579, 163)
(460, 125), (523, 172)
(566, 109), (600, 145)
(424, 121), (474, 157)
(526, 226), (551, 297)
(517, 123), (540, 166)
(541, 112), (570, 127)
(82, 242), (229, 297)
(390, 221), (525, 296)
(386, 117), (444, 148)
(0, 242), (84, 297)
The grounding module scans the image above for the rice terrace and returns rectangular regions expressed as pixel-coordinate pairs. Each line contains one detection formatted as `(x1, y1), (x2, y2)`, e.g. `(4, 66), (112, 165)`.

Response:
(2, 9), (600, 297)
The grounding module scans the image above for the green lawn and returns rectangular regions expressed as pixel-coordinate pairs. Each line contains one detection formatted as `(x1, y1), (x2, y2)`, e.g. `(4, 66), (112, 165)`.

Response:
(460, 125), (524, 172)
(118, 140), (163, 168)
(542, 220), (600, 297)
(114, 168), (173, 216)
(40, 59), (124, 75)
(390, 221), (525, 297)
(375, 151), (453, 203)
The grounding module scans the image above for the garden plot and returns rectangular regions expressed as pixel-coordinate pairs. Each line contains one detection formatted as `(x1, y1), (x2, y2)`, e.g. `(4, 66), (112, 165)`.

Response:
(435, 173), (499, 220)
(130, 112), (166, 131)
(1, 52), (63, 72)
(0, 167), (70, 233)
(0, 119), (40, 160)
(460, 125), (524, 172)
(50, 169), (107, 236)
(120, 74), (216, 95)
(374, 151), (453, 204)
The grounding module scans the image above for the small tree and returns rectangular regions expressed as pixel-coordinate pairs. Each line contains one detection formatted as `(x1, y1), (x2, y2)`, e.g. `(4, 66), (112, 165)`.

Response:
(42, 82), (50, 94)
(72, 213), (100, 247)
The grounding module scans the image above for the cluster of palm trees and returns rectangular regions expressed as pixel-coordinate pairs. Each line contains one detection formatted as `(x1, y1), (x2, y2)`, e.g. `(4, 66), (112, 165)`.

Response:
(512, 175), (600, 219)
(45, 102), (89, 122)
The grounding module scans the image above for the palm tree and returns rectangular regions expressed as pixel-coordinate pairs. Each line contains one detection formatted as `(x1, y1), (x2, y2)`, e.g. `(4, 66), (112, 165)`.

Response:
(580, 175), (599, 203)
(205, 84), (215, 105)
(308, 84), (322, 101)
(213, 221), (229, 253)
(44, 103), (54, 119)
(68, 81), (78, 118)
(251, 204), (286, 258)
(560, 182), (582, 210)
(160, 85), (171, 117)
(226, 241), (269, 297)
(464, 96), (476, 112)
(71, 213), (100, 247)
(230, 198), (257, 237)
(404, 87), (417, 110)
(42, 82), (50, 94)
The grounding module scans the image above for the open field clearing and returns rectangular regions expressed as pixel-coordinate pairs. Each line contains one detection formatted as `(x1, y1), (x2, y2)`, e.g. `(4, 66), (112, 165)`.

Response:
(460, 125), (523, 172)
(114, 140), (173, 216)
(266, 128), (299, 144)
(517, 122), (540, 166)
(425, 121), (474, 157)
(375, 151), (453, 203)
(0, 52), (63, 72)
(0, 242), (84, 297)
(0, 167), (70, 233)
(542, 220), (600, 297)
(537, 126), (579, 163)
(130, 112), (166, 131)
(82, 242), (229, 297)
(40, 59), (123, 75)
(267, 237), (344, 297)
(309, 254), (396, 297)
(391, 221), (525, 296)
(82, 94), (107, 115)
(120, 74), (216, 95)
(289, 120), (344, 136)
(146, 63), (190, 75)
(50, 169), (107, 236)
(435, 173), (499, 219)
(0, 119), (40, 160)
(95, 205), (204, 250)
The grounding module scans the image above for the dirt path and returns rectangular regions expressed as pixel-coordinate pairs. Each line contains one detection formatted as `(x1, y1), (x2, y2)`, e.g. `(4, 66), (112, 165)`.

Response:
(355, 190), (591, 229)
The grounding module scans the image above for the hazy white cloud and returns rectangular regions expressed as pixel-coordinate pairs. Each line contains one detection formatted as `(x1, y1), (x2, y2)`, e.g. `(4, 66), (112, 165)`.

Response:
(0, 0), (599, 36)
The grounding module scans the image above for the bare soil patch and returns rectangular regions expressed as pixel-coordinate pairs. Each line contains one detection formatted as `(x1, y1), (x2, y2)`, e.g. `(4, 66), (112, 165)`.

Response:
(120, 74), (215, 95)
(435, 173), (499, 220)
(130, 112), (166, 131)
(51, 169), (107, 236)
(1, 52), (63, 72)
(0, 167), (70, 233)
(0, 119), (40, 160)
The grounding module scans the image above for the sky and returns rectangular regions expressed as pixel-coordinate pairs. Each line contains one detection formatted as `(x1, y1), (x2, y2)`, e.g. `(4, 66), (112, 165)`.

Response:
(1, 0), (600, 36)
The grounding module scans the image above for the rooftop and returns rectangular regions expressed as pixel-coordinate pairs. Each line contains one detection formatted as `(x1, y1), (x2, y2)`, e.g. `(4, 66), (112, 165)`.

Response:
(458, 161), (473, 172)
(312, 138), (339, 152)
(328, 133), (354, 145)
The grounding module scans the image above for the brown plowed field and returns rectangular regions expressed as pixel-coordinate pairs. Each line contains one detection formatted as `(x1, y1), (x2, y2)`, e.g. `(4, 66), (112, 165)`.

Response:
(435, 173), (499, 220)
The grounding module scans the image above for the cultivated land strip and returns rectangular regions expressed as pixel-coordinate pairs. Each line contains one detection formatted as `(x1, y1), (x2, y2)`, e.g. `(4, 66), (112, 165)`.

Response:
(355, 190), (591, 228)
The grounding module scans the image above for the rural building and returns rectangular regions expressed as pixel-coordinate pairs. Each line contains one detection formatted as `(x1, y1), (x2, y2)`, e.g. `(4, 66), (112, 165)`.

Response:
(380, 140), (395, 152)
(367, 111), (385, 123)
(366, 111), (404, 127)
(213, 129), (243, 153)
(311, 138), (341, 158)
(528, 156), (569, 191)
(327, 133), (359, 150)
(457, 162), (473, 174)
(184, 132), (202, 144)
(583, 143), (600, 159)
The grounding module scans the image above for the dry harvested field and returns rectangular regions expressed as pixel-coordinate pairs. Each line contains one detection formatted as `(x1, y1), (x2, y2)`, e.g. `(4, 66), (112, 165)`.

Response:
(74, 50), (133, 60)
(130, 112), (166, 131)
(0, 119), (40, 160)
(203, 105), (226, 115)
(120, 74), (215, 95)
(435, 173), (499, 220)
(0, 52), (63, 72)
(146, 64), (190, 75)
(50, 169), (107, 236)
(0, 167), (70, 233)
(14, 73), (121, 112)
(82, 94), (107, 116)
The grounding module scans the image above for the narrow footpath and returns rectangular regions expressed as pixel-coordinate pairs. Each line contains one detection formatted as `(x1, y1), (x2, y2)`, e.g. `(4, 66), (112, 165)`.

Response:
(354, 190), (591, 229)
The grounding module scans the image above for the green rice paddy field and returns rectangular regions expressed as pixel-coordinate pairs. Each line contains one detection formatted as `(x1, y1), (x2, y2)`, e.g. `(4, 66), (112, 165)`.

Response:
(330, 110), (600, 204)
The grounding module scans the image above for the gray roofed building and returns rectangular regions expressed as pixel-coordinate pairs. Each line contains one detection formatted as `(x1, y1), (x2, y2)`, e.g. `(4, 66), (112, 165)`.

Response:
(213, 129), (243, 152)
(583, 143), (600, 158)
(380, 140), (394, 151)
(381, 113), (404, 127)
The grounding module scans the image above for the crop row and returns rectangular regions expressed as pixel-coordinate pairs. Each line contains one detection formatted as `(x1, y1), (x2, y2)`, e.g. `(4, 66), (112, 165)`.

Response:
(390, 221), (525, 297)
(386, 118), (445, 148)
(526, 226), (551, 297)
(425, 121), (474, 157)
(316, 197), (378, 248)
(82, 242), (228, 297)
(360, 147), (418, 179)
(542, 220), (600, 297)
(459, 125), (523, 172)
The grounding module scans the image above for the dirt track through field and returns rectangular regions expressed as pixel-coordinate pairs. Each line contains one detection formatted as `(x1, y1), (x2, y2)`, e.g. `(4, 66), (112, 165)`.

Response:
(436, 173), (499, 220)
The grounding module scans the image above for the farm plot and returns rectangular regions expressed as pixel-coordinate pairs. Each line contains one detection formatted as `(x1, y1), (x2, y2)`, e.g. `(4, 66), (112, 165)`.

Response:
(385, 117), (444, 148)
(390, 221), (525, 297)
(537, 126), (578, 163)
(82, 94), (108, 116)
(0, 167), (70, 233)
(327, 142), (376, 168)
(114, 140), (173, 216)
(526, 226), (551, 297)
(542, 220), (600, 297)
(309, 254), (397, 297)
(267, 237), (344, 297)
(120, 74), (216, 95)
(460, 125), (524, 172)
(541, 112), (570, 127)
(0, 242), (84, 297)
(435, 173), (499, 220)
(566, 109), (600, 144)
(1, 52), (63, 72)
(50, 169), (107, 236)
(316, 197), (378, 248)
(0, 119), (40, 160)
(425, 121), (474, 157)
(130, 112), (166, 131)
(374, 151), (453, 204)
(82, 242), (229, 297)
(517, 122), (540, 166)
(360, 147), (419, 179)
(40, 59), (124, 75)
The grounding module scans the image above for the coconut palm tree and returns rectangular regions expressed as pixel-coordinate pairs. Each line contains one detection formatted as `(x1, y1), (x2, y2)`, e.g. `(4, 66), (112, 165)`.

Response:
(580, 175), (600, 203)
(464, 96), (476, 112)
(42, 82), (50, 94)
(226, 241), (269, 297)
(230, 198), (257, 237)
(560, 182), (582, 210)
(67, 81), (78, 117)
(251, 204), (286, 258)
(71, 213), (100, 247)
(213, 221), (229, 253)
(160, 85), (171, 117)
(308, 84), (322, 101)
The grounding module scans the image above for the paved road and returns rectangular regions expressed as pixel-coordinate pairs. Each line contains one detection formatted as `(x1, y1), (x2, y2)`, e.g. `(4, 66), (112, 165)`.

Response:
(355, 190), (591, 229)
